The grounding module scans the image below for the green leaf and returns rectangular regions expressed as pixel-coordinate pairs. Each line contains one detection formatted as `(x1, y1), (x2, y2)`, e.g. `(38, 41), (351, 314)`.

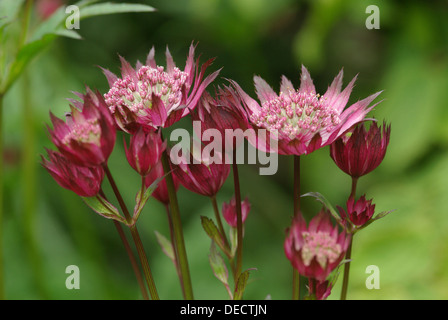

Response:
(154, 231), (175, 263)
(201, 216), (230, 258)
(208, 242), (229, 287)
(2, 34), (55, 93)
(133, 175), (164, 221)
(229, 227), (238, 258)
(79, 2), (156, 20)
(302, 192), (342, 223)
(233, 269), (256, 300)
(82, 195), (125, 223)
(0, 0), (25, 30)
(30, 1), (155, 42)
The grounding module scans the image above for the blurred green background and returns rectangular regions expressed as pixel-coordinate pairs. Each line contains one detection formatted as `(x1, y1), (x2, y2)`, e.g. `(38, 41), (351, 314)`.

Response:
(2, 0), (448, 300)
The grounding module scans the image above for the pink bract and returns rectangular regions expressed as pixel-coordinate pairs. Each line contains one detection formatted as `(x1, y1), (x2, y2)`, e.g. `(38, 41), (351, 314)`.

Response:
(103, 43), (221, 133)
(171, 141), (230, 197)
(338, 195), (376, 228)
(42, 149), (104, 197)
(222, 196), (251, 228)
(284, 209), (351, 282)
(330, 121), (391, 178)
(231, 66), (382, 155)
(47, 88), (116, 167)
(124, 128), (166, 176)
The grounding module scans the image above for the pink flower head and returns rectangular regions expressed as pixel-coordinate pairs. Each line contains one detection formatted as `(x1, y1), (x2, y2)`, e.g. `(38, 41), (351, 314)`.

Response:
(222, 196), (251, 228)
(338, 195), (376, 228)
(330, 121), (391, 178)
(171, 140), (230, 197)
(42, 149), (104, 197)
(231, 66), (382, 155)
(192, 86), (250, 151)
(144, 157), (180, 205)
(103, 43), (221, 133)
(284, 209), (351, 282)
(124, 128), (166, 176)
(47, 88), (116, 167)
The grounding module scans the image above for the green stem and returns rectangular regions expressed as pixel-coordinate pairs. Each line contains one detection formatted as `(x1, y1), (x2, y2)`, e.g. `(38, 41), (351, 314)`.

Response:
(210, 196), (230, 250)
(0, 94), (4, 299)
(161, 149), (194, 300)
(340, 176), (358, 300)
(164, 204), (183, 291)
(210, 196), (236, 278)
(22, 70), (49, 298)
(340, 236), (353, 300)
(97, 190), (149, 300)
(112, 220), (149, 300)
(232, 158), (243, 285)
(292, 155), (301, 300)
(103, 164), (159, 300)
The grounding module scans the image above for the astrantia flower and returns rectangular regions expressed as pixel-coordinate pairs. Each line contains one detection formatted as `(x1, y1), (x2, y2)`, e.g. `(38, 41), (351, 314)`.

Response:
(232, 66), (382, 155)
(337, 195), (376, 228)
(192, 86), (250, 151)
(103, 43), (220, 133)
(222, 196), (251, 228)
(171, 140), (230, 197)
(42, 149), (104, 197)
(124, 128), (166, 176)
(330, 121), (391, 178)
(284, 209), (351, 281)
(47, 88), (116, 167)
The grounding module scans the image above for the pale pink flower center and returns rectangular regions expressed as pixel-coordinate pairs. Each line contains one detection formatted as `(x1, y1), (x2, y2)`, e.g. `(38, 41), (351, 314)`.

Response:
(63, 118), (101, 146)
(250, 91), (341, 139)
(104, 65), (188, 116)
(301, 231), (342, 268)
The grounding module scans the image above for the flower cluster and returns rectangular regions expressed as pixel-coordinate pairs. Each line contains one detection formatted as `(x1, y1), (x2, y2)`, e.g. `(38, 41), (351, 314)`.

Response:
(42, 43), (391, 301)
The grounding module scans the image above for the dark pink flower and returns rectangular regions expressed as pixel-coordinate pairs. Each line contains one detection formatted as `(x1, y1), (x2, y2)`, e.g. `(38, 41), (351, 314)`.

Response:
(171, 141), (230, 197)
(308, 278), (333, 300)
(222, 196), (251, 228)
(192, 86), (250, 151)
(330, 121), (391, 178)
(338, 195), (376, 228)
(284, 209), (351, 282)
(47, 88), (116, 167)
(124, 128), (165, 176)
(144, 157), (180, 205)
(231, 66), (382, 155)
(42, 149), (104, 197)
(103, 43), (220, 133)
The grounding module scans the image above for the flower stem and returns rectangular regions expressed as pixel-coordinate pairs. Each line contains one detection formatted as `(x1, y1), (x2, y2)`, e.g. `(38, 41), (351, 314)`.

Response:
(112, 220), (149, 300)
(210, 196), (230, 250)
(292, 155), (301, 300)
(0, 94), (4, 299)
(164, 204), (183, 290)
(340, 236), (353, 300)
(232, 154), (243, 284)
(340, 176), (358, 300)
(103, 164), (159, 300)
(210, 196), (236, 278)
(161, 149), (194, 300)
